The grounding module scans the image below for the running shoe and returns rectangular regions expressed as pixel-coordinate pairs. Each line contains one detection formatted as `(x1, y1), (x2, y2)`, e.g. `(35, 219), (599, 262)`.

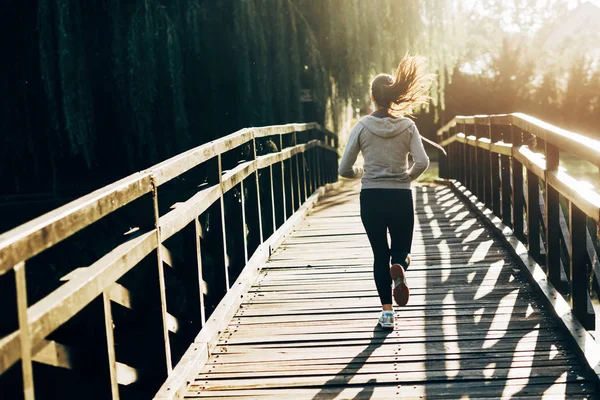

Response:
(390, 263), (410, 306)
(378, 310), (394, 329)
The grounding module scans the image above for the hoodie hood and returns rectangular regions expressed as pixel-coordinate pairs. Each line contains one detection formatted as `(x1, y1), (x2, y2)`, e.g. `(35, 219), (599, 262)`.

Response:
(359, 115), (414, 138)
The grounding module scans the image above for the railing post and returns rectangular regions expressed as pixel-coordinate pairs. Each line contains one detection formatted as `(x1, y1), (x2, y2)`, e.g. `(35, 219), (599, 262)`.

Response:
(457, 129), (468, 187)
(301, 151), (308, 201)
(511, 125), (525, 241)
(470, 125), (477, 194)
(279, 135), (287, 221)
(438, 128), (447, 179)
(468, 124), (476, 194)
(500, 129), (512, 228)
(444, 127), (452, 180)
(217, 155), (231, 288)
(570, 202), (595, 329)
(295, 133), (303, 205)
(462, 124), (469, 187)
(489, 121), (501, 215)
(269, 165), (277, 233)
(151, 177), (173, 373)
(252, 135), (264, 244)
(194, 217), (206, 325)
(316, 143), (322, 188)
(288, 154), (296, 212)
(545, 143), (561, 287)
(102, 291), (120, 400)
(474, 121), (485, 203)
(526, 168), (541, 261)
(15, 262), (34, 400)
(240, 179), (249, 264)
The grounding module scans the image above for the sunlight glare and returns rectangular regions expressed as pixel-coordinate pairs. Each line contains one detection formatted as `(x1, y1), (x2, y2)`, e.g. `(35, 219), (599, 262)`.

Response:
(526, 304), (535, 318)
(424, 205), (434, 218)
(430, 219), (442, 238)
(474, 307), (485, 324)
(483, 363), (496, 378)
(446, 205), (465, 216)
(501, 326), (540, 399)
(443, 291), (461, 378)
(474, 260), (505, 299)
(482, 289), (520, 348)
(462, 228), (485, 243)
(467, 271), (476, 283)
(542, 372), (568, 397)
(443, 198), (460, 208)
(468, 240), (495, 264)
(549, 344), (560, 360)
(454, 218), (477, 232)
(450, 210), (469, 222)
(438, 239), (452, 283)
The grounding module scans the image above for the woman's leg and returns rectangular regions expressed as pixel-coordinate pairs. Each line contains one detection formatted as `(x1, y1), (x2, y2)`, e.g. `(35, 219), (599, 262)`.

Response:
(360, 190), (393, 307)
(388, 190), (414, 268)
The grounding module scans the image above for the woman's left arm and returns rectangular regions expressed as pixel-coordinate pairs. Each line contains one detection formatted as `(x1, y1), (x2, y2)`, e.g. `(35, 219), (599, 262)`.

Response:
(407, 124), (430, 181)
(338, 124), (364, 179)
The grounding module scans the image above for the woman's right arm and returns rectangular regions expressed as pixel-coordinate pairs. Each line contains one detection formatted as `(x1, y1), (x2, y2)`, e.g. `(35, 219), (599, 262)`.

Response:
(338, 124), (364, 179)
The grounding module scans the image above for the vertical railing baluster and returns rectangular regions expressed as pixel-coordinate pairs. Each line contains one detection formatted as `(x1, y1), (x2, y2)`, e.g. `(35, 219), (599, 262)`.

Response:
(439, 129), (447, 179)
(512, 125), (525, 241)
(526, 169), (541, 261)
(471, 124), (477, 195)
(279, 135), (287, 221)
(316, 144), (322, 188)
(500, 127), (512, 227)
(570, 202), (594, 329)
(151, 178), (173, 373)
(103, 291), (120, 400)
(252, 134), (264, 243)
(474, 121), (484, 201)
(545, 143), (561, 287)
(462, 125), (468, 186)
(270, 164), (277, 233)
(288, 156), (295, 212)
(240, 179), (249, 264)
(194, 217), (206, 325)
(490, 122), (501, 216)
(293, 130), (302, 206)
(217, 155), (231, 289)
(301, 151), (308, 201)
(15, 262), (34, 400)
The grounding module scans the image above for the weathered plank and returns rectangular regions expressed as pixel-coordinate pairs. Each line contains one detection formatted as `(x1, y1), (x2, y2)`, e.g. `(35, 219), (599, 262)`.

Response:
(178, 182), (596, 399)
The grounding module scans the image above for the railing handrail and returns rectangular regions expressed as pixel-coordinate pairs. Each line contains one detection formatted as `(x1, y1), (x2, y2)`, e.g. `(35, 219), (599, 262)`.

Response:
(436, 112), (599, 338)
(0, 120), (338, 398)
(0, 122), (333, 275)
(437, 113), (600, 168)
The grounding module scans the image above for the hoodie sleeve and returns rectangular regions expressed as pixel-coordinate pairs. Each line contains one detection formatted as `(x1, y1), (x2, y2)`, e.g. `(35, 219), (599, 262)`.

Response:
(338, 123), (364, 179)
(407, 124), (430, 181)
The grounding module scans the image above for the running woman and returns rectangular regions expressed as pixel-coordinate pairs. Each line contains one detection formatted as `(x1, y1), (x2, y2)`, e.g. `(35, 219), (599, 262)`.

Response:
(338, 54), (436, 329)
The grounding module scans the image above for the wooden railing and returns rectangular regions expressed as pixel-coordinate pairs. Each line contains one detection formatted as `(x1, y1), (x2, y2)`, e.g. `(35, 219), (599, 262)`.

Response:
(0, 123), (338, 400)
(437, 113), (600, 330)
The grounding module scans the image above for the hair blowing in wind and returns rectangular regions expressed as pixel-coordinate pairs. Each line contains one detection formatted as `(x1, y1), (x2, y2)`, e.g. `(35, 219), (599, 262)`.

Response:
(371, 54), (435, 117)
(371, 54), (445, 154)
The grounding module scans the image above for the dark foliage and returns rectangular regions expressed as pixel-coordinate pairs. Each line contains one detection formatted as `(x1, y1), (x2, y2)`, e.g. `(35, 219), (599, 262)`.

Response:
(1, 0), (455, 209)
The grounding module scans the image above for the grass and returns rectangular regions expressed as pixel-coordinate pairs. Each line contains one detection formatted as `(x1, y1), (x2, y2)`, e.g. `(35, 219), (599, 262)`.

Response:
(414, 165), (439, 183)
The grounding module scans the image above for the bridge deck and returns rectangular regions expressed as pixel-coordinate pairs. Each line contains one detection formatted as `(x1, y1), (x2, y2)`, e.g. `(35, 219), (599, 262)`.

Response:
(183, 183), (596, 399)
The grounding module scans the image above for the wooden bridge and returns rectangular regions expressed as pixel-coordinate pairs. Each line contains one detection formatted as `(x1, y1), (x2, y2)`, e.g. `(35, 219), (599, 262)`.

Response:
(1, 115), (599, 399)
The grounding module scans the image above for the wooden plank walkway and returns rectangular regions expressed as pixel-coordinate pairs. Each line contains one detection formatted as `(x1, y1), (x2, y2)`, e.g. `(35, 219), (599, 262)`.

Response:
(183, 183), (597, 399)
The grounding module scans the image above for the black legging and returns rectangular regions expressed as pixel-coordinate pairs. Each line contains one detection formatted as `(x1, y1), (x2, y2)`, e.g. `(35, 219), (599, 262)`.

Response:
(360, 189), (414, 305)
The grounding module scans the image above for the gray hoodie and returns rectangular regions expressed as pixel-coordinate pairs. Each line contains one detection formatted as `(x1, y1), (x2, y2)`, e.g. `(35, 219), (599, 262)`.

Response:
(338, 115), (429, 190)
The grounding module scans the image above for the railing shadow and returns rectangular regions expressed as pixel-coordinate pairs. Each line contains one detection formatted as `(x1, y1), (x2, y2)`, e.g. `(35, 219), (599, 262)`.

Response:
(419, 185), (590, 399)
(311, 325), (392, 400)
